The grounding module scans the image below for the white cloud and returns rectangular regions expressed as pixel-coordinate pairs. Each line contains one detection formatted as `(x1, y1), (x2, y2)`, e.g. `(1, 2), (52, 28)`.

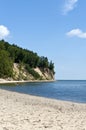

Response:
(66, 29), (86, 38)
(0, 25), (10, 39)
(63, 0), (78, 15)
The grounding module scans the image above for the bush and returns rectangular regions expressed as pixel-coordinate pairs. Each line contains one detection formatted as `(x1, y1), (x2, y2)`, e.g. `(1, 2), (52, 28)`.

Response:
(25, 64), (41, 79)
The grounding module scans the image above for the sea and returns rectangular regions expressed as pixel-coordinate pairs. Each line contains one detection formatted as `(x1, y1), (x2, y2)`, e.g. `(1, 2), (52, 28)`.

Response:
(0, 80), (86, 103)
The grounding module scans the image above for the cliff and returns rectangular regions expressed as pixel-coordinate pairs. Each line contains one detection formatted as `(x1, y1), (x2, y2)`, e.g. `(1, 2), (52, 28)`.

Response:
(13, 63), (54, 81)
(0, 40), (55, 81)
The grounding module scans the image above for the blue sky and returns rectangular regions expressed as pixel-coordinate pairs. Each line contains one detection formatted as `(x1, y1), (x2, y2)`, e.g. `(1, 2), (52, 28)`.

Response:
(0, 0), (86, 80)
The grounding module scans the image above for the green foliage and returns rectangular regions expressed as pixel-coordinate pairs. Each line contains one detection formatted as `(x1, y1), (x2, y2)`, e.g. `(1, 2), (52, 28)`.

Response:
(38, 56), (49, 68)
(25, 64), (41, 79)
(49, 61), (54, 70)
(0, 50), (13, 78)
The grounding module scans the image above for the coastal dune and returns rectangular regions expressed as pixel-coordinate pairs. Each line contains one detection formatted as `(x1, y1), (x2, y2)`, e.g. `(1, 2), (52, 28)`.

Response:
(0, 89), (86, 130)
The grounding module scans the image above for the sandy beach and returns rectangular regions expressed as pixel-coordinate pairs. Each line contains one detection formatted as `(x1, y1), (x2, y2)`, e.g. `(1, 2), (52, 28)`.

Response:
(0, 89), (86, 130)
(0, 78), (55, 84)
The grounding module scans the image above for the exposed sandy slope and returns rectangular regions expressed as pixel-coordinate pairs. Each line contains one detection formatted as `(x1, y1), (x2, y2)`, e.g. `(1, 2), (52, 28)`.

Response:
(0, 89), (86, 130)
(13, 63), (54, 80)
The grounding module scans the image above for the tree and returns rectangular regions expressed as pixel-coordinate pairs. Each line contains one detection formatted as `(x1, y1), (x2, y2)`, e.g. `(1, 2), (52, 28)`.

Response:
(0, 50), (13, 78)
(49, 61), (55, 74)
(38, 56), (49, 68)
(0, 40), (5, 50)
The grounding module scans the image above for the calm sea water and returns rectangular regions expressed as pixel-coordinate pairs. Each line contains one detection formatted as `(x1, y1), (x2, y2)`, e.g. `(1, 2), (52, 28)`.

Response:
(0, 80), (86, 103)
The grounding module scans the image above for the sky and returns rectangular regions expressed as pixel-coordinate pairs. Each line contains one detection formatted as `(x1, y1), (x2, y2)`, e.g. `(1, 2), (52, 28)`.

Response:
(0, 0), (86, 80)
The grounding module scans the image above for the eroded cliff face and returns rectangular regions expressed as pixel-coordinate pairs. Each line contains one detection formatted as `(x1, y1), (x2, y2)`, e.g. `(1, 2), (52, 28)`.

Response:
(34, 67), (54, 80)
(13, 63), (54, 81)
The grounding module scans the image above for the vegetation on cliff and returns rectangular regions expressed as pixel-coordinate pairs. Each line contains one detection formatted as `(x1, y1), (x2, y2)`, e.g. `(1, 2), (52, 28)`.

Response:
(0, 40), (55, 80)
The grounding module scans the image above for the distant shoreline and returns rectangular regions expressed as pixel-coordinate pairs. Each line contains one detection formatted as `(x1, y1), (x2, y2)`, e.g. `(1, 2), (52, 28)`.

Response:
(0, 79), (55, 84)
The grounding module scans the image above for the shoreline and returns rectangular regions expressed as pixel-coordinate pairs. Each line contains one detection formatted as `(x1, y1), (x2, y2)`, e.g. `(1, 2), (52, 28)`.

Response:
(0, 89), (86, 130)
(0, 79), (55, 84)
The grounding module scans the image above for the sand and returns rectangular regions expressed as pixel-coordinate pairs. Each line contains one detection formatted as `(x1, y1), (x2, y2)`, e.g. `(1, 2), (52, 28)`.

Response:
(0, 78), (55, 84)
(0, 89), (86, 130)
